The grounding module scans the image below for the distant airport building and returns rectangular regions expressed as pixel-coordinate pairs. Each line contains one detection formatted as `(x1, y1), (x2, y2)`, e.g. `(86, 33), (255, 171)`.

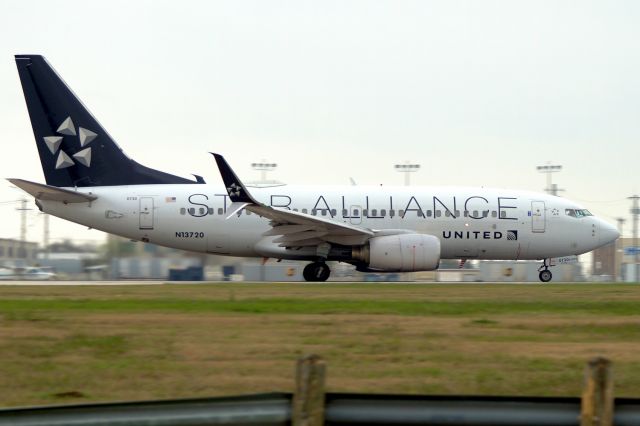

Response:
(107, 235), (204, 279)
(478, 260), (583, 282)
(37, 252), (102, 276)
(593, 237), (640, 282)
(592, 242), (616, 280)
(0, 238), (38, 267)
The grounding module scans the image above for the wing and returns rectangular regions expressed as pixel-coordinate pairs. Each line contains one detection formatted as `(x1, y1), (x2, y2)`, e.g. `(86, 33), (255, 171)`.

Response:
(211, 153), (373, 247)
(249, 205), (373, 247)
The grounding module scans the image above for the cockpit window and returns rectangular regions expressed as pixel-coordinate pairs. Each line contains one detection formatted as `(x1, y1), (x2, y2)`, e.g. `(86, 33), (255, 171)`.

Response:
(566, 208), (593, 218)
(575, 209), (593, 217)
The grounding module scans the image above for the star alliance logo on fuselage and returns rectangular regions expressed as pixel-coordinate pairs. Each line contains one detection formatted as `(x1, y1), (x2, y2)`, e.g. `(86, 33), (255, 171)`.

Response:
(42, 116), (98, 170)
(227, 183), (242, 198)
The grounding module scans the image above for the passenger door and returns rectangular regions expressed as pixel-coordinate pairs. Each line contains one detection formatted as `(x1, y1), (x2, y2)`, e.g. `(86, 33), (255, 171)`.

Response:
(531, 201), (545, 233)
(139, 197), (154, 230)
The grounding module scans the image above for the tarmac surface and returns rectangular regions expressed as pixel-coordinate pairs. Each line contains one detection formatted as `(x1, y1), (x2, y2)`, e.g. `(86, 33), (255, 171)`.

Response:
(0, 280), (168, 285)
(0, 280), (611, 285)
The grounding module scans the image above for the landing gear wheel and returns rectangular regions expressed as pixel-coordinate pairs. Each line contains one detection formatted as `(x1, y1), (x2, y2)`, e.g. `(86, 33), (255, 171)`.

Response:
(303, 262), (331, 282)
(539, 269), (552, 283)
(537, 258), (553, 283)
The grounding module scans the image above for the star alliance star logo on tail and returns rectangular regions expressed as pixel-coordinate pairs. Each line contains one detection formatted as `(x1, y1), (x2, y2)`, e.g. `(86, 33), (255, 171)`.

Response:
(42, 116), (98, 170)
(227, 183), (242, 198)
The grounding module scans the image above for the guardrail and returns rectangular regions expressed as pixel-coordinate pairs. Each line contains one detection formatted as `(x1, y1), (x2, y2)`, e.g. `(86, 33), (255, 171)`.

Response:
(0, 356), (637, 426)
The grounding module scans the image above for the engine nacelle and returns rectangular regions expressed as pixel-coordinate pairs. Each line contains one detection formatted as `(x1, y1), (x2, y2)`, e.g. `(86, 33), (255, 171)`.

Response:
(353, 234), (441, 272)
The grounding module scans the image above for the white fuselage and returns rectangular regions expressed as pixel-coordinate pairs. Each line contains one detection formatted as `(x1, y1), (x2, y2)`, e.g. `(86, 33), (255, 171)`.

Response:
(38, 184), (618, 263)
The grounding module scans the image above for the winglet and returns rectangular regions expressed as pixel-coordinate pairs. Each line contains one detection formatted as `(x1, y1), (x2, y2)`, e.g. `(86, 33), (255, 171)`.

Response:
(211, 153), (260, 204)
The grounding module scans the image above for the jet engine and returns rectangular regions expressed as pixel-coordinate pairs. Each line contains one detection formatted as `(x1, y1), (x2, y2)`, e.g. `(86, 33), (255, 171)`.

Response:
(352, 234), (441, 272)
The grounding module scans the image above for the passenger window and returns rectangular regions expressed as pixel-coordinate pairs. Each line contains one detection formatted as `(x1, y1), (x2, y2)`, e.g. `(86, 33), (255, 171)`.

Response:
(188, 208), (195, 215)
(445, 211), (451, 217)
(342, 209), (348, 216)
(293, 208), (299, 212)
(464, 211), (469, 217)
(454, 210), (460, 217)
(473, 210), (478, 217)
(353, 209), (359, 216)
(390, 209), (395, 217)
(399, 209), (405, 218)
(331, 209), (336, 216)
(302, 209), (308, 214)
(180, 208), (186, 215)
(380, 209), (386, 217)
(483, 210), (489, 218)
(321, 210), (327, 216)
(363, 209), (368, 216)
(372, 209), (377, 216)
(435, 210), (442, 218)
(218, 208), (223, 215)
(426, 210), (432, 217)
(208, 208), (214, 215)
(492, 211), (497, 218)
(199, 208), (205, 215)
(500, 211), (506, 218)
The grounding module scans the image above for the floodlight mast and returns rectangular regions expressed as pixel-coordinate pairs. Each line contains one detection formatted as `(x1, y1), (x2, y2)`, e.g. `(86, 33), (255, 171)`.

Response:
(615, 217), (626, 281)
(251, 160), (278, 184)
(536, 163), (563, 195)
(394, 162), (421, 186)
(630, 195), (640, 282)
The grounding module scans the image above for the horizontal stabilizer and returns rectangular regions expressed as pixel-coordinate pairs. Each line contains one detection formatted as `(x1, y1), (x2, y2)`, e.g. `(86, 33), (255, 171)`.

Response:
(8, 178), (97, 203)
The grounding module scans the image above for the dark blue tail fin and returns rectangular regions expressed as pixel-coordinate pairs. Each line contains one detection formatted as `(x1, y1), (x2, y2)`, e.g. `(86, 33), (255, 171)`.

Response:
(15, 55), (196, 187)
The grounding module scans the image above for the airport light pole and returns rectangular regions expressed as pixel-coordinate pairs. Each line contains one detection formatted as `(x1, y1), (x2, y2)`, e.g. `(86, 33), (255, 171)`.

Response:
(251, 161), (277, 184)
(616, 218), (626, 239)
(16, 198), (31, 260)
(536, 163), (563, 195)
(629, 195), (640, 282)
(43, 214), (50, 260)
(394, 162), (420, 186)
(616, 218), (626, 281)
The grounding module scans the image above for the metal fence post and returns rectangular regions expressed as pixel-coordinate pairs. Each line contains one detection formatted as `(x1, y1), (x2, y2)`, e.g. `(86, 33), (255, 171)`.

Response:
(580, 357), (614, 426)
(292, 354), (326, 426)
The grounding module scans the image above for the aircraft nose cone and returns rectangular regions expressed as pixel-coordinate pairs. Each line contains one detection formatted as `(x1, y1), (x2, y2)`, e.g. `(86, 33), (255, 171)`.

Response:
(599, 221), (620, 245)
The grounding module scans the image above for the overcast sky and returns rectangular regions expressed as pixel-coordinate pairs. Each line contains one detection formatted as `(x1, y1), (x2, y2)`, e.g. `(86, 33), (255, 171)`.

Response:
(1, 1), (639, 245)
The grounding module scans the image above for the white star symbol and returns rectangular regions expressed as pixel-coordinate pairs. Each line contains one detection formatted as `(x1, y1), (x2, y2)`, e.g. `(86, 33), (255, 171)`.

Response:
(227, 183), (241, 197)
(44, 116), (99, 170)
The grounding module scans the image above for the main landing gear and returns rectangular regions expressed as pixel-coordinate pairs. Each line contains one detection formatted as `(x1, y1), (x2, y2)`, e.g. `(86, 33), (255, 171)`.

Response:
(303, 262), (331, 282)
(538, 259), (553, 283)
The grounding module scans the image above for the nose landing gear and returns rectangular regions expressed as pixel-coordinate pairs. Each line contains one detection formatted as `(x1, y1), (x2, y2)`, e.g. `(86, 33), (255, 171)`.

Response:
(303, 262), (331, 282)
(538, 259), (553, 282)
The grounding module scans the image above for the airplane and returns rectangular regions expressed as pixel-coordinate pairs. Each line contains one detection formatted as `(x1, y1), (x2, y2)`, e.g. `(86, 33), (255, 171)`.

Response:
(10, 55), (620, 282)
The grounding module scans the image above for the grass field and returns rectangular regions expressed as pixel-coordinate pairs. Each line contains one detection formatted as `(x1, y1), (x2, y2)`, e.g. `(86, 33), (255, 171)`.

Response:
(0, 282), (639, 407)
